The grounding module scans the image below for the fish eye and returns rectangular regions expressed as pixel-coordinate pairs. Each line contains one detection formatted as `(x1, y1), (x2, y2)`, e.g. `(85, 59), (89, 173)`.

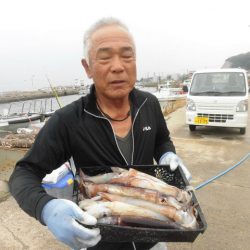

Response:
(160, 198), (166, 203)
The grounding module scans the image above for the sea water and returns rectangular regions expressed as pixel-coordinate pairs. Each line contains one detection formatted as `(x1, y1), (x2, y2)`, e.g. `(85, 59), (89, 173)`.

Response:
(0, 94), (81, 115)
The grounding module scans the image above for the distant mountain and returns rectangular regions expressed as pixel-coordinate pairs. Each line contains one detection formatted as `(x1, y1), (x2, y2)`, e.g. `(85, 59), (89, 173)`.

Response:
(222, 52), (250, 70)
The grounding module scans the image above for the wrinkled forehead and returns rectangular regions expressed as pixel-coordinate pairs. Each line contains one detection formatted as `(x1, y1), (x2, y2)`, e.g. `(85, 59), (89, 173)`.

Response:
(89, 25), (135, 52)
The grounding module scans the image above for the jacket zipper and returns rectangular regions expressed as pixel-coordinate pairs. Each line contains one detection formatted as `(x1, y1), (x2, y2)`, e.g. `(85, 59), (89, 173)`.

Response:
(130, 98), (148, 165)
(84, 97), (148, 166)
(84, 109), (129, 164)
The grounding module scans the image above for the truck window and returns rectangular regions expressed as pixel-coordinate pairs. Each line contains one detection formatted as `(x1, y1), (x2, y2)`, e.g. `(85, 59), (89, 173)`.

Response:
(190, 72), (246, 96)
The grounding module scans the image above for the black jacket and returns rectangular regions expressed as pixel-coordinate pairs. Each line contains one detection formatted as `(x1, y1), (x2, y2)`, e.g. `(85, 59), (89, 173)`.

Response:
(9, 86), (175, 250)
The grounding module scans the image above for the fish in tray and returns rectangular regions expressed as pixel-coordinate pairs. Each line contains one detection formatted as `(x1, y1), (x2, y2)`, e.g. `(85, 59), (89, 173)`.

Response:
(108, 168), (191, 204)
(82, 182), (184, 210)
(78, 167), (198, 230)
(79, 167), (192, 206)
(97, 215), (185, 230)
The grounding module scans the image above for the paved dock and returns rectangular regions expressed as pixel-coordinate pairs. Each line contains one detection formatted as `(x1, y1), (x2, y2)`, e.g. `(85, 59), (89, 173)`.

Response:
(0, 97), (250, 249)
(167, 100), (250, 250)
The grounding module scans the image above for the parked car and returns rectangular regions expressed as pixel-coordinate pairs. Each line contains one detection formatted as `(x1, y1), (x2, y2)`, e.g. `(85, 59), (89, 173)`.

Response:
(186, 68), (249, 134)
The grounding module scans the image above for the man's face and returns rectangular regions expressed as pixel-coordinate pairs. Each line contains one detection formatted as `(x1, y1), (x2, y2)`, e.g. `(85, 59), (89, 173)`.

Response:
(82, 25), (137, 100)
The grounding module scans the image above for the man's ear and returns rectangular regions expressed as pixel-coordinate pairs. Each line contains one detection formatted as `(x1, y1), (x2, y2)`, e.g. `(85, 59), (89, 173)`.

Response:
(81, 59), (92, 78)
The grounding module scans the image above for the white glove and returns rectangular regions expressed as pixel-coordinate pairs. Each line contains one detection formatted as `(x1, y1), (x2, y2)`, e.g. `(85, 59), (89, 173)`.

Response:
(159, 152), (192, 181)
(41, 199), (101, 249)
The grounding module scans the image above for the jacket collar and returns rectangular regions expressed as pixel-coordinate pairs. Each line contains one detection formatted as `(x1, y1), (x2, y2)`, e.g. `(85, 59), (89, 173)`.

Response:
(84, 84), (147, 117)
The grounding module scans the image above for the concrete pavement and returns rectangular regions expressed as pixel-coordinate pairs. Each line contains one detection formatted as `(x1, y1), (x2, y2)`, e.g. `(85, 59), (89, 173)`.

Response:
(167, 100), (250, 250)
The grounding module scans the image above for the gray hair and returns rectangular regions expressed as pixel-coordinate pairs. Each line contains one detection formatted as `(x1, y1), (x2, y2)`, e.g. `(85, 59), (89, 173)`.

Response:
(83, 17), (135, 64)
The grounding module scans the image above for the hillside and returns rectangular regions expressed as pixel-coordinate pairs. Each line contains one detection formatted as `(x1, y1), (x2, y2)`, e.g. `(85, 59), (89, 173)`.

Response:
(223, 51), (250, 70)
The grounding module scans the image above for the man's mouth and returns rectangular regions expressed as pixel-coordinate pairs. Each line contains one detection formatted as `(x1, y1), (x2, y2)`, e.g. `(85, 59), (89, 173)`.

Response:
(110, 80), (125, 84)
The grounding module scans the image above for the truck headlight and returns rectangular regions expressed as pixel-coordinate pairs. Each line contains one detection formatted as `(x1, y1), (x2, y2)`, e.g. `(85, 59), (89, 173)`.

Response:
(186, 99), (196, 111)
(236, 100), (248, 112)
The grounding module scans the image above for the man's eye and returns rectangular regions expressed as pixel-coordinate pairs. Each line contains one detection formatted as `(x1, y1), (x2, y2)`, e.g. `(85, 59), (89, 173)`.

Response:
(122, 54), (134, 60)
(99, 57), (111, 60)
(123, 55), (132, 58)
(97, 53), (111, 60)
(122, 51), (135, 58)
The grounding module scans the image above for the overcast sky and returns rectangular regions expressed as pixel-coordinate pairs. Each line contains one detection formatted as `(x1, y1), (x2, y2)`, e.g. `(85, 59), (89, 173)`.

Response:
(1, 0), (250, 91)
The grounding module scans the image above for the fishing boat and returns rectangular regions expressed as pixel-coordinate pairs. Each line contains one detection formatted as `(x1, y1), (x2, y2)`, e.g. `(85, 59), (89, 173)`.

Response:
(0, 99), (55, 133)
(153, 87), (187, 112)
(0, 113), (42, 133)
(78, 86), (90, 95)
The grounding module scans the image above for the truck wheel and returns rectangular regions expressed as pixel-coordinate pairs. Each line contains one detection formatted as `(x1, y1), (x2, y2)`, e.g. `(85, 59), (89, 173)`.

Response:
(189, 125), (196, 131)
(240, 128), (246, 135)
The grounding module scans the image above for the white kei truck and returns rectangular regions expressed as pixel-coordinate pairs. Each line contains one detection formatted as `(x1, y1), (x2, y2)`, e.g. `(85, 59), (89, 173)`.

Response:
(186, 68), (249, 134)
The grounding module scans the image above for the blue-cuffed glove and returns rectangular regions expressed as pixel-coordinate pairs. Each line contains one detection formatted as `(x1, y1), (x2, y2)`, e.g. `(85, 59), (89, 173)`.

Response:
(41, 199), (101, 250)
(159, 152), (192, 181)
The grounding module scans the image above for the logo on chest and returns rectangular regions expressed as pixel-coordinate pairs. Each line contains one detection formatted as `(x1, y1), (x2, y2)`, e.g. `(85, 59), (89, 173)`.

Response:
(142, 126), (152, 132)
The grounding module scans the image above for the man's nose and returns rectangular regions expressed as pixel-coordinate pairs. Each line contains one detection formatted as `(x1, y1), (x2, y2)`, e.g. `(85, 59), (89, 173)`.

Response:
(110, 56), (124, 73)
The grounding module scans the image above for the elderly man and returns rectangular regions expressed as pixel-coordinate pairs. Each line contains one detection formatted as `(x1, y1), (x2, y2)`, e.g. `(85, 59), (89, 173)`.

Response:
(9, 17), (190, 250)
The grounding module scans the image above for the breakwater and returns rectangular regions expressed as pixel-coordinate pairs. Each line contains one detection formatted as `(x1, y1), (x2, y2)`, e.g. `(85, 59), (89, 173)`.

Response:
(163, 98), (186, 116)
(0, 89), (79, 104)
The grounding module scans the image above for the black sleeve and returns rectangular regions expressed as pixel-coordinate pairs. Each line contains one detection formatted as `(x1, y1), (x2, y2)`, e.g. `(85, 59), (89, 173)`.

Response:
(9, 112), (72, 224)
(152, 96), (176, 162)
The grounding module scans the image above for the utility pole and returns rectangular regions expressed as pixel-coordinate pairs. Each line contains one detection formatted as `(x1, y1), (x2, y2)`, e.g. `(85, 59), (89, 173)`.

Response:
(31, 75), (35, 89)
